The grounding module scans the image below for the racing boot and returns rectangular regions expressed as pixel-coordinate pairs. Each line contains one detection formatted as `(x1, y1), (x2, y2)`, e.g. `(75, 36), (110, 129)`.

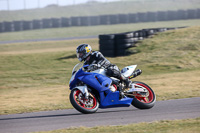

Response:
(120, 74), (132, 89)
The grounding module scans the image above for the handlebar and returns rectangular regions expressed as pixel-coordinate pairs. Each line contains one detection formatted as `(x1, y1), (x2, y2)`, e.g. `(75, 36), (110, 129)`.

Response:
(84, 64), (102, 72)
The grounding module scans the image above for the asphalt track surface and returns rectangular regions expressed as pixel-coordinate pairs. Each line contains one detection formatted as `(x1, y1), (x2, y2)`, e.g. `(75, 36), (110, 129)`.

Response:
(0, 97), (200, 133)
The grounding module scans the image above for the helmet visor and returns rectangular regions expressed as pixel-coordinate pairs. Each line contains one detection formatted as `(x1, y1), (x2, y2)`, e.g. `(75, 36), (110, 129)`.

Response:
(76, 52), (84, 62)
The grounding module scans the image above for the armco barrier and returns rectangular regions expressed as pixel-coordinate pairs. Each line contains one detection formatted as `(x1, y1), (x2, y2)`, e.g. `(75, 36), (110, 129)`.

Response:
(0, 9), (199, 33)
(99, 27), (187, 57)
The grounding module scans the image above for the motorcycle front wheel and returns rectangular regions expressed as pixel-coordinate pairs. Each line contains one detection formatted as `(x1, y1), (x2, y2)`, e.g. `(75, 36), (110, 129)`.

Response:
(70, 89), (99, 114)
(131, 81), (156, 109)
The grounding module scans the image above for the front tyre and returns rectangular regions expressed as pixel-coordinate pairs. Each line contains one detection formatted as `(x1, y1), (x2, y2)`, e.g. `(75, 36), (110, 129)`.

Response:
(131, 81), (156, 109)
(70, 89), (99, 114)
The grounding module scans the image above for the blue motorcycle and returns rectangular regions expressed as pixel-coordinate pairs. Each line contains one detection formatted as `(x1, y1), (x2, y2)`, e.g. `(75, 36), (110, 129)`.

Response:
(69, 63), (156, 114)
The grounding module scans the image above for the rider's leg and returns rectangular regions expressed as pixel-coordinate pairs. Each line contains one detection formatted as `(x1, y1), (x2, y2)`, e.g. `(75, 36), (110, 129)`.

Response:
(106, 64), (131, 88)
(119, 74), (132, 88)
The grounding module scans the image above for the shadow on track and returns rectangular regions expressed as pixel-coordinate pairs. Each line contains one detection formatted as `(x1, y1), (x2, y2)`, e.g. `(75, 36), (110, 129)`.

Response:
(0, 113), (82, 121)
(0, 108), (137, 121)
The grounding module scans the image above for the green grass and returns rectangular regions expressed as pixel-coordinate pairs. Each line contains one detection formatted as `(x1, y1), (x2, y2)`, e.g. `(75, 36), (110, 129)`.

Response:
(0, 19), (200, 41)
(0, 39), (99, 89)
(0, 26), (200, 114)
(34, 118), (200, 133)
(1, 0), (200, 22)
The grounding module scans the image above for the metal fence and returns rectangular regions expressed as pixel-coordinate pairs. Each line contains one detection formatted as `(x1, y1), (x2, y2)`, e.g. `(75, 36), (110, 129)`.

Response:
(0, 8), (199, 33)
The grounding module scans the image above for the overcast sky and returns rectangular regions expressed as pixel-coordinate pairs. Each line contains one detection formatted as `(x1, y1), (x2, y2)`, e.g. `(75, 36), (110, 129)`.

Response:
(0, 0), (120, 11)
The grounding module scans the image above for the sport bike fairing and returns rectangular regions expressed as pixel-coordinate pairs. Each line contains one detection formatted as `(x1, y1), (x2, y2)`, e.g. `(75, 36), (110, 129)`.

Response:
(69, 67), (133, 108)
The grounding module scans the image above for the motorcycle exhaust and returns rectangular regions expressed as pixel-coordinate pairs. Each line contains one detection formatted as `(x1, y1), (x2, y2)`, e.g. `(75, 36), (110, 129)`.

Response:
(129, 69), (142, 79)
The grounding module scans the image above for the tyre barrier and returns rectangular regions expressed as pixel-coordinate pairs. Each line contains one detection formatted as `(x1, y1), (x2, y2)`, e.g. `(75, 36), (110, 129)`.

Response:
(80, 16), (90, 26)
(187, 9), (197, 19)
(3, 21), (13, 32)
(0, 22), (3, 33)
(99, 34), (115, 40)
(0, 9), (199, 33)
(101, 49), (116, 57)
(61, 17), (71, 27)
(90, 16), (100, 26)
(157, 11), (167, 21)
(32, 19), (42, 29)
(137, 12), (147, 22)
(109, 15), (119, 25)
(42, 19), (52, 29)
(177, 10), (187, 20)
(71, 17), (81, 26)
(197, 9), (200, 18)
(128, 13), (138, 23)
(99, 40), (115, 50)
(99, 27), (187, 57)
(22, 21), (32, 30)
(99, 35), (116, 57)
(51, 18), (61, 28)
(118, 14), (129, 24)
(13, 21), (22, 31)
(146, 12), (157, 22)
(100, 15), (110, 25)
(167, 10), (178, 21)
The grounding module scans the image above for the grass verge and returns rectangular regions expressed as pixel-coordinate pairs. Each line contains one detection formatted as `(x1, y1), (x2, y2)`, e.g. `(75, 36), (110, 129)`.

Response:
(34, 118), (200, 133)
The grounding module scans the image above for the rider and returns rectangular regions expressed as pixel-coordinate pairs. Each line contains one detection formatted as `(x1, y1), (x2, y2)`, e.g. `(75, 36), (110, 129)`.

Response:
(76, 44), (131, 88)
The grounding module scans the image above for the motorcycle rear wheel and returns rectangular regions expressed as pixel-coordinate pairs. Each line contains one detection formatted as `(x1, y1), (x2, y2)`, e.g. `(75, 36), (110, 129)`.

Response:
(70, 89), (99, 114)
(131, 81), (156, 109)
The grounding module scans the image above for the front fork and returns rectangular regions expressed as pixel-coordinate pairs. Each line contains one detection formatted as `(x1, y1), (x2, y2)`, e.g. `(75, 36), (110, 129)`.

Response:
(72, 85), (89, 98)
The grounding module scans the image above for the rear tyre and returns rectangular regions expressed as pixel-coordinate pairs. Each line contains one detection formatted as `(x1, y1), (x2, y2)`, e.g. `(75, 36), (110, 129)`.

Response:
(131, 81), (156, 109)
(70, 89), (99, 114)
